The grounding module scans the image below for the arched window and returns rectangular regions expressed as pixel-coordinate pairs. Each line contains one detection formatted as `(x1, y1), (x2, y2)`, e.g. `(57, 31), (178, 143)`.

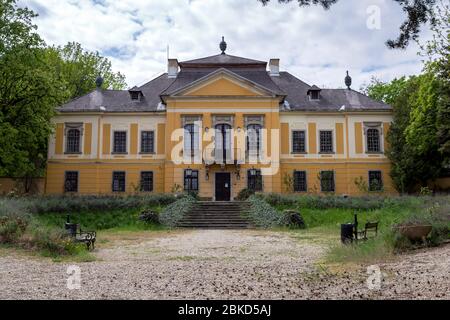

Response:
(66, 129), (81, 153)
(247, 124), (262, 159)
(184, 124), (199, 158)
(367, 128), (380, 153)
(215, 124), (232, 163)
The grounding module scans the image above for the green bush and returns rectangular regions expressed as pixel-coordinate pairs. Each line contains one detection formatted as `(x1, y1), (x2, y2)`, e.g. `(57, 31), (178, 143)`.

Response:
(236, 188), (255, 201)
(245, 196), (281, 228)
(23, 194), (177, 214)
(0, 218), (25, 243)
(257, 193), (420, 210)
(159, 195), (196, 228)
(279, 210), (307, 229)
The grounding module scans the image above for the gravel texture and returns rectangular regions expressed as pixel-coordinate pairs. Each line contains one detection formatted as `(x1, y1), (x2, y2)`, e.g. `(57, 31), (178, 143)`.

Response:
(0, 230), (448, 300)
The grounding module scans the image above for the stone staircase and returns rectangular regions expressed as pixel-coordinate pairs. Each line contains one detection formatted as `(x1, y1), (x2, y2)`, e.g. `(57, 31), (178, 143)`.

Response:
(178, 201), (252, 229)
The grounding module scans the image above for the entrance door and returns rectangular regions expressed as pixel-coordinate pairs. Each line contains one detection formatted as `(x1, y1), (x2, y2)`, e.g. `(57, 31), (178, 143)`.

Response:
(215, 173), (231, 201)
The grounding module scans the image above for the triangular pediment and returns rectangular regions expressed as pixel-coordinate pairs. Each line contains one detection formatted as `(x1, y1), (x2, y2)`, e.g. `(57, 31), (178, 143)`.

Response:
(171, 69), (276, 97)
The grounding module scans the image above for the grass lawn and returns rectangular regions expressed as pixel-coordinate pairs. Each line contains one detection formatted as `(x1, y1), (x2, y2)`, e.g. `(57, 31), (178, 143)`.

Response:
(274, 196), (449, 265)
(35, 205), (166, 231)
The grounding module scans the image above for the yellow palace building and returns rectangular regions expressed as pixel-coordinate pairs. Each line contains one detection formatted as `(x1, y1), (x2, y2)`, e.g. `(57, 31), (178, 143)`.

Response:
(46, 39), (395, 200)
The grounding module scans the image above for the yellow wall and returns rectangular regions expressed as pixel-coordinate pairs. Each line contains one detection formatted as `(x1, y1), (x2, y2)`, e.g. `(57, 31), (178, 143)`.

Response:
(354, 122), (363, 154)
(46, 75), (396, 196)
(84, 123), (92, 155)
(55, 123), (64, 155)
(102, 124), (111, 155)
(186, 78), (261, 96)
(280, 161), (395, 195)
(46, 161), (165, 195)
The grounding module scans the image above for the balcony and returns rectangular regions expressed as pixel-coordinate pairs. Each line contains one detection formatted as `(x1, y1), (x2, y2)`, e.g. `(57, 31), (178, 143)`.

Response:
(203, 147), (245, 165)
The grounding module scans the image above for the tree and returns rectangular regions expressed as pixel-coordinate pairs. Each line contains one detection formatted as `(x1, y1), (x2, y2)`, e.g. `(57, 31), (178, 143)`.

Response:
(258, 0), (438, 49)
(363, 72), (446, 193)
(0, 1), (126, 192)
(45, 42), (126, 99)
(0, 0), (42, 55)
(0, 0), (66, 191)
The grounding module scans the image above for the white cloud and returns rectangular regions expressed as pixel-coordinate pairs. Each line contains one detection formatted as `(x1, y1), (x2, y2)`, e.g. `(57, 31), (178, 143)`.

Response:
(20, 0), (432, 89)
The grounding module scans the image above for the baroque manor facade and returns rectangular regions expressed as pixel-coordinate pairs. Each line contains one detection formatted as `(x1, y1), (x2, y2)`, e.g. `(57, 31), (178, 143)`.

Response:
(46, 39), (395, 200)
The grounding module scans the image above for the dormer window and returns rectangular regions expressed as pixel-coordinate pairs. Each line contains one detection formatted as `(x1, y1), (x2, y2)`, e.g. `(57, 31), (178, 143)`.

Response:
(307, 85), (321, 101)
(131, 92), (140, 100)
(129, 87), (143, 101)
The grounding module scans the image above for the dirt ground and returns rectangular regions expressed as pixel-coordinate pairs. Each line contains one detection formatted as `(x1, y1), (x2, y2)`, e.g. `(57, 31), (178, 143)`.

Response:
(0, 229), (448, 300)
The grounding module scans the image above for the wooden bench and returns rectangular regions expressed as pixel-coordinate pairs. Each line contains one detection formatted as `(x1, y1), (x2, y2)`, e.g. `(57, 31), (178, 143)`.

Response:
(65, 222), (96, 250)
(356, 222), (379, 241)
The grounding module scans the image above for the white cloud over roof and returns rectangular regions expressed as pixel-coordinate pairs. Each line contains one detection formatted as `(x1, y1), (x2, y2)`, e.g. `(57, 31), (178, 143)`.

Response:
(20, 0), (432, 89)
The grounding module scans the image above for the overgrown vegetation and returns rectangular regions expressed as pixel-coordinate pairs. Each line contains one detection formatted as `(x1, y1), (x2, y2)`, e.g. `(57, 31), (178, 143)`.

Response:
(254, 192), (420, 210)
(0, 194), (178, 258)
(159, 195), (196, 228)
(245, 195), (281, 228)
(270, 194), (450, 264)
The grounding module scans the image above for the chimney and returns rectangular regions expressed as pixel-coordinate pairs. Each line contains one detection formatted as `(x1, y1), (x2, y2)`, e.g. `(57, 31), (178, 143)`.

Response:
(269, 59), (280, 77)
(168, 59), (179, 78)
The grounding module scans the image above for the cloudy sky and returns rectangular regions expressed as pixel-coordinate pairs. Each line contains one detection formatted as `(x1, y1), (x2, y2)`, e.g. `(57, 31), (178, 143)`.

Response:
(19, 0), (432, 90)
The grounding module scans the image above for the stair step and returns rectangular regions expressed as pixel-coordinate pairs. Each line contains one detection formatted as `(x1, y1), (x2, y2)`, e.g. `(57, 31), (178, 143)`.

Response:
(177, 201), (252, 229)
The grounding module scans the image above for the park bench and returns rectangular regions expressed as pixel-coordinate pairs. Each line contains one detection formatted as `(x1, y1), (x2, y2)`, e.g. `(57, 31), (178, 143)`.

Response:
(65, 216), (96, 250)
(341, 214), (379, 244)
(356, 221), (379, 241)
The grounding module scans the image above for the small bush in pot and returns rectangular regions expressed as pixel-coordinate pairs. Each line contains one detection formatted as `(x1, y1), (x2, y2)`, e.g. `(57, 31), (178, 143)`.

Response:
(279, 210), (307, 229)
(139, 210), (160, 224)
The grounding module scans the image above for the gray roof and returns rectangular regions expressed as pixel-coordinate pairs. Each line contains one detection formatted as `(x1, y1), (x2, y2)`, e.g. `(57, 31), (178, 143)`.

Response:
(161, 68), (285, 97)
(271, 72), (391, 112)
(179, 53), (267, 68)
(58, 54), (391, 113)
(58, 74), (175, 113)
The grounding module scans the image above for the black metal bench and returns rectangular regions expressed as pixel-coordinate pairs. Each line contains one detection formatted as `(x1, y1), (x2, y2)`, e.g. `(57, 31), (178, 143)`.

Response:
(341, 214), (379, 244)
(356, 221), (379, 241)
(65, 216), (96, 250)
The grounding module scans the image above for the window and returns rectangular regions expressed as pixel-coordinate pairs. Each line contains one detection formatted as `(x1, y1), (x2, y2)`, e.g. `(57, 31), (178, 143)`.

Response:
(293, 171), (307, 192)
(215, 124), (232, 163)
(310, 91), (320, 100)
(184, 124), (199, 158)
(66, 129), (81, 153)
(112, 171), (126, 192)
(247, 124), (262, 158)
(141, 131), (154, 153)
(247, 170), (263, 191)
(64, 171), (78, 193)
(292, 130), (306, 153)
(320, 171), (335, 192)
(130, 91), (140, 100)
(367, 128), (381, 153)
(140, 172), (154, 192)
(113, 131), (127, 153)
(369, 171), (383, 192)
(184, 170), (199, 191)
(320, 130), (333, 153)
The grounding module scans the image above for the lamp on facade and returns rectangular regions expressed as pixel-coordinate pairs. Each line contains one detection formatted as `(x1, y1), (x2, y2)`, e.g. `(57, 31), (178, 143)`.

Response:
(205, 166), (210, 181)
(235, 164), (241, 180)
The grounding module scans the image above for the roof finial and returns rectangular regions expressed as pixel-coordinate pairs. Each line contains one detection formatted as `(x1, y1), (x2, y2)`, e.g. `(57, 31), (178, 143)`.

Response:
(95, 75), (104, 89)
(345, 70), (352, 90)
(220, 36), (227, 54)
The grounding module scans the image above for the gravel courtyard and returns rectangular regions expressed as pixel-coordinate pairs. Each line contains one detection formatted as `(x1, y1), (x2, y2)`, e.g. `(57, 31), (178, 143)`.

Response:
(0, 229), (449, 300)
